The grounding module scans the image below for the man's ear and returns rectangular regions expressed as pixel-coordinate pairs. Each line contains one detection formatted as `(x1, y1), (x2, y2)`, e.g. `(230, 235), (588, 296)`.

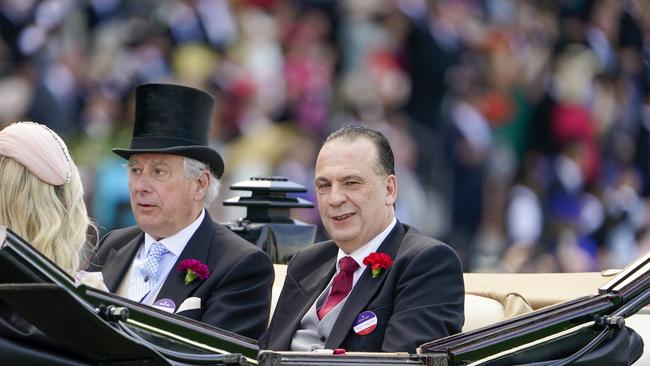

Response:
(194, 170), (210, 202)
(385, 175), (397, 205)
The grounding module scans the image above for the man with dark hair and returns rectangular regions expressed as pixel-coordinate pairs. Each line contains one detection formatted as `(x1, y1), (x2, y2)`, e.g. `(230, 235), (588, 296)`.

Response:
(90, 83), (274, 340)
(260, 125), (464, 352)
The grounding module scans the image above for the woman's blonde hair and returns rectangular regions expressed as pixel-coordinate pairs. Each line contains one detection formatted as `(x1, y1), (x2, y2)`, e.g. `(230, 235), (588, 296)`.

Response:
(0, 155), (95, 275)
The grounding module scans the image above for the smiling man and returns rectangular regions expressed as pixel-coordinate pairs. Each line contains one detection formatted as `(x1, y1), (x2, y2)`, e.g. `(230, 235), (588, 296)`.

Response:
(89, 83), (274, 340)
(260, 125), (464, 353)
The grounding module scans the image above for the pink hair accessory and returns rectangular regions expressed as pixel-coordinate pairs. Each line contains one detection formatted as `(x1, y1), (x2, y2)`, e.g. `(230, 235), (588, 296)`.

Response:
(0, 121), (72, 185)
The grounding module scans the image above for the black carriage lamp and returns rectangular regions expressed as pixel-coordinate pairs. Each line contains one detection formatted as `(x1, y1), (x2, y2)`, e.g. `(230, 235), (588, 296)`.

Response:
(223, 176), (317, 263)
(223, 176), (314, 223)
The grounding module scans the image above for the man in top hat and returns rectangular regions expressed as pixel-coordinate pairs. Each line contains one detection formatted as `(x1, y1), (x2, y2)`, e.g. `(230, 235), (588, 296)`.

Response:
(89, 83), (274, 340)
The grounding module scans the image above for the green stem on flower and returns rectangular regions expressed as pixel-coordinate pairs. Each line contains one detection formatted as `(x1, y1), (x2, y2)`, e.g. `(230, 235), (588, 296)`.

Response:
(184, 269), (197, 284)
(372, 268), (381, 278)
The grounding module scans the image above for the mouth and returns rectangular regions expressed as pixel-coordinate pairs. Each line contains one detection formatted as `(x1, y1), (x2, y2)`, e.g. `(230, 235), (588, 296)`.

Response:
(137, 203), (157, 211)
(331, 213), (355, 222)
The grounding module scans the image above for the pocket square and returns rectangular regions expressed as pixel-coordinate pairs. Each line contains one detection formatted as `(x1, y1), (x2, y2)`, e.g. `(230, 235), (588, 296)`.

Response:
(176, 297), (201, 313)
(74, 270), (109, 292)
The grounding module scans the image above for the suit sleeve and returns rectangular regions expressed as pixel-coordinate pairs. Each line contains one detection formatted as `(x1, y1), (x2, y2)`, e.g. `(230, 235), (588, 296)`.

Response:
(199, 249), (275, 340)
(381, 243), (464, 352)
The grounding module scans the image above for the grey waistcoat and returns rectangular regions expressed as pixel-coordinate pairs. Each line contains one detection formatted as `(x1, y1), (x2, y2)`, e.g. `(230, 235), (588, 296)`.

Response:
(290, 286), (348, 351)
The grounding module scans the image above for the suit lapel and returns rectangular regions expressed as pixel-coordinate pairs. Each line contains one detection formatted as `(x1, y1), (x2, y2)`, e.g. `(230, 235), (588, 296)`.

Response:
(102, 234), (143, 292)
(155, 215), (213, 308)
(325, 222), (406, 349)
(294, 254), (336, 317)
(271, 245), (337, 350)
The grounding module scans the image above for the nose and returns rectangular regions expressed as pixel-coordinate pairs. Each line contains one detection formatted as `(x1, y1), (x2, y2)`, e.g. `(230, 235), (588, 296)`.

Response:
(129, 172), (152, 194)
(328, 183), (347, 207)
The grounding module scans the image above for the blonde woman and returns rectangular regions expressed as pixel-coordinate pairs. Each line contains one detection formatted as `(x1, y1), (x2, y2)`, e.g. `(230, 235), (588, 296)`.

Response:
(0, 121), (96, 275)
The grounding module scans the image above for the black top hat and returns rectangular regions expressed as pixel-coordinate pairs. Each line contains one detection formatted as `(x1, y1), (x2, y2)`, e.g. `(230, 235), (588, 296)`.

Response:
(113, 83), (224, 178)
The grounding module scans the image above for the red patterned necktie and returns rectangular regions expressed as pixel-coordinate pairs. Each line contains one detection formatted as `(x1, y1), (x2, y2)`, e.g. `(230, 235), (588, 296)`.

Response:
(317, 256), (359, 320)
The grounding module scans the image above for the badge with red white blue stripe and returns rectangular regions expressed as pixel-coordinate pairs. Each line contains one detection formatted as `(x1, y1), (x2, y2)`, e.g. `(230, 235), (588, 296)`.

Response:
(353, 311), (377, 335)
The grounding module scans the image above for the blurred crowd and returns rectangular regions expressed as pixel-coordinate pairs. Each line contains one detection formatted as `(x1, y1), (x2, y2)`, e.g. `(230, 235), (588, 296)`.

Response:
(2, 0), (650, 273)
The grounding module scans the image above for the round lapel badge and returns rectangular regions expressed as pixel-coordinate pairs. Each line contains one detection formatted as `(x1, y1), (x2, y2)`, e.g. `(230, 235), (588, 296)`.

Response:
(353, 311), (377, 335)
(152, 298), (176, 313)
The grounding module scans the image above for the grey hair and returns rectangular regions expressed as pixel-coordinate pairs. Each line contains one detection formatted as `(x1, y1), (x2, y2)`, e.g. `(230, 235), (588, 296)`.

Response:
(183, 157), (220, 207)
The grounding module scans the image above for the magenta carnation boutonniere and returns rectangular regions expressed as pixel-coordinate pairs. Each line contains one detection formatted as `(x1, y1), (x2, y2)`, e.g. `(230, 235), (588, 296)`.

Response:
(363, 252), (393, 279)
(178, 259), (210, 285)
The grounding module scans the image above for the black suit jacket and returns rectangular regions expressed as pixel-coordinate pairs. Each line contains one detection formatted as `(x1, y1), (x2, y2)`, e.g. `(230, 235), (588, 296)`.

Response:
(259, 222), (464, 353)
(89, 213), (274, 340)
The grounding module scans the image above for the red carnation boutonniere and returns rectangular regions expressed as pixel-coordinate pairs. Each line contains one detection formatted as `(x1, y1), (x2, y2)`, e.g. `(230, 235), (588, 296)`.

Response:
(178, 259), (210, 285)
(363, 252), (393, 279)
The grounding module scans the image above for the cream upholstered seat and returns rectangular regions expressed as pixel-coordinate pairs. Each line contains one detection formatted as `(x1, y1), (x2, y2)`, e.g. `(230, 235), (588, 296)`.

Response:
(271, 264), (287, 319)
(460, 271), (616, 331)
(462, 293), (532, 331)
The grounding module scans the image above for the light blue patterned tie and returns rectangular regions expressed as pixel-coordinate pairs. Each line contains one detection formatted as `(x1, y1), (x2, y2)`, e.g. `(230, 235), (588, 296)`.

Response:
(128, 242), (169, 302)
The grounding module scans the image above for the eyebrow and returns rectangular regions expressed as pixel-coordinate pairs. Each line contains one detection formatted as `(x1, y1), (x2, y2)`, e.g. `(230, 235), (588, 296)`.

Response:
(339, 174), (363, 181)
(150, 160), (169, 166)
(128, 159), (169, 167)
(314, 174), (363, 184)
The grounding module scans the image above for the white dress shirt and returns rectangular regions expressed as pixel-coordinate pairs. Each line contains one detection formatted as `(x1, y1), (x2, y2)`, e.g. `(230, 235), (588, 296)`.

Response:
(128, 209), (205, 304)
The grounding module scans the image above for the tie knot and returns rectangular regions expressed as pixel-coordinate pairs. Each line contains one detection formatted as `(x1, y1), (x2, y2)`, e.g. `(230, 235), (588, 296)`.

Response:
(140, 241), (169, 279)
(148, 241), (168, 258)
(338, 256), (359, 274)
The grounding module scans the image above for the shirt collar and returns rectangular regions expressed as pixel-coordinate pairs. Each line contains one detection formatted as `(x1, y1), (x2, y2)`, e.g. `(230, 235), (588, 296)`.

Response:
(143, 209), (205, 257)
(336, 217), (397, 271)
